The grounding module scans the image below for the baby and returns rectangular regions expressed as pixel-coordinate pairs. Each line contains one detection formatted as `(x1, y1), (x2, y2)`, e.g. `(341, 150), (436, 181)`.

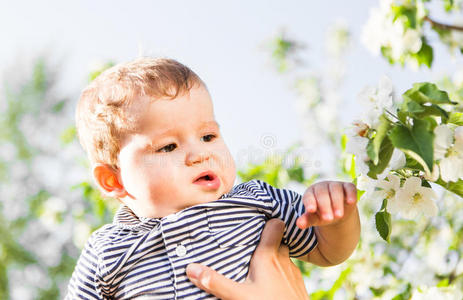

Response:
(66, 58), (360, 299)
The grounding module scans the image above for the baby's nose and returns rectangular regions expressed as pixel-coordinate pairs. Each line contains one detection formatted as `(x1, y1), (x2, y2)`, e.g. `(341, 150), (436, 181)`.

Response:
(185, 150), (210, 166)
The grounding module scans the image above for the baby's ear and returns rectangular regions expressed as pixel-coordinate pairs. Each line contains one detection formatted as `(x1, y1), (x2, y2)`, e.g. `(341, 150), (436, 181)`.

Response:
(93, 164), (128, 198)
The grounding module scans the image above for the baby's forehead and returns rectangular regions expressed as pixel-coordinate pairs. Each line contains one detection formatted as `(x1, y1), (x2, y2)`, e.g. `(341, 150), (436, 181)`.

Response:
(127, 95), (216, 130)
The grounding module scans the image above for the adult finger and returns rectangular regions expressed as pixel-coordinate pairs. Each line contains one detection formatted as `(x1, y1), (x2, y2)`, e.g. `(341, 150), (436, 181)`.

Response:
(186, 263), (244, 300)
(253, 218), (285, 256)
(247, 219), (285, 281)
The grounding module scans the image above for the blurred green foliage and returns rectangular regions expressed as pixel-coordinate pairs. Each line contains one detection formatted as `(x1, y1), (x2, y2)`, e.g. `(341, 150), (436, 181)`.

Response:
(0, 58), (117, 299)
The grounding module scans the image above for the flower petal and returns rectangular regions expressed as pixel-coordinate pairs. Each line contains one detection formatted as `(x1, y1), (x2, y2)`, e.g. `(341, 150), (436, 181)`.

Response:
(454, 126), (463, 142)
(434, 125), (453, 149)
(389, 149), (406, 170)
(402, 176), (422, 192)
(440, 158), (460, 182)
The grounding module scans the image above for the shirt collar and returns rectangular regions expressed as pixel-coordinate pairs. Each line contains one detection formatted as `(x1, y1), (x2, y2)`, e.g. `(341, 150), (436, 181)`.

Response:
(113, 205), (161, 231)
(112, 185), (241, 231)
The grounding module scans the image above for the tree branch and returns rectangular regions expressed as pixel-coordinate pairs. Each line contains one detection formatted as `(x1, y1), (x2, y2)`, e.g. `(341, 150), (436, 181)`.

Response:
(424, 16), (463, 32)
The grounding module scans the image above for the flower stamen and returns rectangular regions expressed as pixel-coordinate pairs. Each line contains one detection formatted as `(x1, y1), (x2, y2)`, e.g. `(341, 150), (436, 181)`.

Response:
(412, 192), (422, 204)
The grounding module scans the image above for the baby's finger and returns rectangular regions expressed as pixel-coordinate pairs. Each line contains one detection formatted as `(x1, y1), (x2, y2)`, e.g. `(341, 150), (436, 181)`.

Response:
(296, 212), (321, 228)
(343, 182), (357, 204)
(328, 182), (344, 218)
(302, 188), (317, 213)
(314, 183), (333, 221)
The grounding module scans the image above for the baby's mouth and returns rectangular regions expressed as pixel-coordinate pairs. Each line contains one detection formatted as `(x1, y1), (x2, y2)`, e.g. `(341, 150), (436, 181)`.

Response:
(193, 171), (220, 190)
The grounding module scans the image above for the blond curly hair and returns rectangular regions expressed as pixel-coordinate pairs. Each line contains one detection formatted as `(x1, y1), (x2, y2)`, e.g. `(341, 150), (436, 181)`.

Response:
(76, 57), (202, 168)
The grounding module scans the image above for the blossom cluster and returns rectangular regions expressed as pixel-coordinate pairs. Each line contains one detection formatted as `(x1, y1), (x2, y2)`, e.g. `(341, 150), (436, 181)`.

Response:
(345, 76), (463, 241)
(361, 0), (426, 67)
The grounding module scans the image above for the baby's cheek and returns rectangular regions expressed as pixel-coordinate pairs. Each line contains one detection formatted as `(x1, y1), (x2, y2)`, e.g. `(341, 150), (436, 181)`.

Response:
(222, 152), (235, 172)
(220, 150), (236, 189)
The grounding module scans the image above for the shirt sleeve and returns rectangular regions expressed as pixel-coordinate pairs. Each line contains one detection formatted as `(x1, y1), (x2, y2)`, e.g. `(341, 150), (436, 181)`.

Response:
(66, 238), (105, 300)
(255, 180), (317, 258)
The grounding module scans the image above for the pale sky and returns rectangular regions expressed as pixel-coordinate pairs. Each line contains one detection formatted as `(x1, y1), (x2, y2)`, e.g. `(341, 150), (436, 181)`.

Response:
(1, 0), (462, 173)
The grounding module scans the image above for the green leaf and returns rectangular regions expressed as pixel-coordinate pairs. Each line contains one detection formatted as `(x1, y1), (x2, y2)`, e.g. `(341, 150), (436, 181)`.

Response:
(414, 104), (449, 123)
(403, 100), (449, 124)
(437, 278), (450, 287)
(391, 5), (417, 28)
(406, 100), (425, 113)
(422, 179), (432, 188)
(448, 112), (463, 125)
(381, 46), (395, 65)
(379, 198), (387, 210)
(388, 119), (434, 174)
(411, 42), (433, 68)
(443, 0), (454, 12)
(375, 210), (392, 242)
(370, 287), (385, 296)
(366, 115), (391, 165)
(397, 110), (408, 124)
(287, 165), (304, 183)
(435, 178), (463, 198)
(367, 137), (394, 179)
(403, 82), (454, 105)
(341, 134), (348, 151)
(342, 154), (356, 180)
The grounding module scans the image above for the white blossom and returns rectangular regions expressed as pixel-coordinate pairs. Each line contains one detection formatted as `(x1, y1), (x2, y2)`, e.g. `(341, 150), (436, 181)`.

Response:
(357, 174), (379, 203)
(361, 5), (390, 56)
(392, 176), (438, 219)
(389, 148), (407, 169)
(424, 164), (440, 182)
(390, 24), (422, 59)
(434, 124), (463, 182)
(351, 120), (370, 137)
(361, 1), (423, 61)
(375, 174), (401, 204)
(357, 75), (395, 129)
(345, 135), (370, 175)
(377, 148), (406, 179)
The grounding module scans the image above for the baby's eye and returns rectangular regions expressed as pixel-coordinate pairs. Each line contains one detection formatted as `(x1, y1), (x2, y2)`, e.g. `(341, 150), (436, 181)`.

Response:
(157, 143), (177, 153)
(201, 134), (216, 142)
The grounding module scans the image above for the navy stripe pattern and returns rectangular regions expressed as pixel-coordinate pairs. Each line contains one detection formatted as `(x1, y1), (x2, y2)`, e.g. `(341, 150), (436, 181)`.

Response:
(66, 180), (317, 299)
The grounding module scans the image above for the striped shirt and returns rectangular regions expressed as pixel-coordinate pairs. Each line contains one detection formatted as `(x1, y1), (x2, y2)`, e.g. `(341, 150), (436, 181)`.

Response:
(66, 180), (317, 299)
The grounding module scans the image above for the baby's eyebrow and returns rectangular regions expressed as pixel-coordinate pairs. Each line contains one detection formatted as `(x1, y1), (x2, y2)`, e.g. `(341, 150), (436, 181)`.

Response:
(200, 121), (220, 129)
(146, 121), (220, 143)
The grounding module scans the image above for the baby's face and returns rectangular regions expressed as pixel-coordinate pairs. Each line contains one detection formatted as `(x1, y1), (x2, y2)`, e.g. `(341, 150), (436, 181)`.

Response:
(117, 85), (236, 218)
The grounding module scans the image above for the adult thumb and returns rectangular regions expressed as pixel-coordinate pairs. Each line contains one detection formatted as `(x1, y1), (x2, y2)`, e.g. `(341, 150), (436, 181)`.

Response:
(253, 218), (285, 256)
(186, 263), (245, 300)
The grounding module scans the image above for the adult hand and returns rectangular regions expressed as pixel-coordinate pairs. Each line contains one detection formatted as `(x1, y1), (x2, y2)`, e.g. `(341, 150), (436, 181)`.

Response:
(186, 219), (310, 300)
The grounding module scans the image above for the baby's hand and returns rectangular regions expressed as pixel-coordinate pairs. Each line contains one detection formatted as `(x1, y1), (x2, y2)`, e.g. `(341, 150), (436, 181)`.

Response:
(296, 181), (357, 229)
